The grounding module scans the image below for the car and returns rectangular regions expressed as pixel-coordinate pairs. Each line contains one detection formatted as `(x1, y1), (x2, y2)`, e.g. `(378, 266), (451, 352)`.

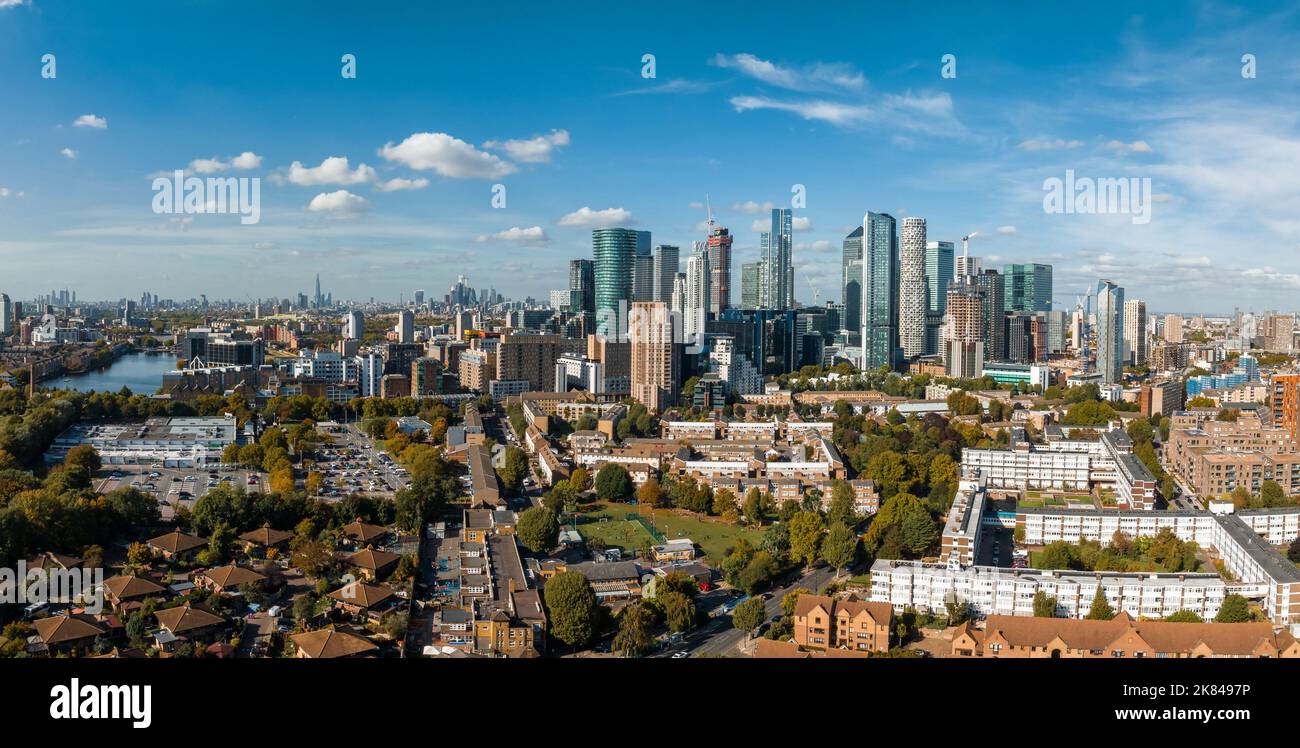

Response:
(671, 651), (689, 659)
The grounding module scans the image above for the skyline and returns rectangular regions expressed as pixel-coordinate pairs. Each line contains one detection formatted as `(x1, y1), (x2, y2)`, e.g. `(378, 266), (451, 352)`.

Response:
(3, 1), (1300, 312)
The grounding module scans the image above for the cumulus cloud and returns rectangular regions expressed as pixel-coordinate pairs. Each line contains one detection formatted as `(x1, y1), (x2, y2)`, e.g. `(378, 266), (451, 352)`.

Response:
(306, 189), (369, 216)
(733, 200), (775, 214)
(378, 132), (517, 179)
(1103, 139), (1153, 154)
(60, 147), (77, 160)
(288, 156), (376, 186)
(483, 129), (570, 163)
(374, 177), (430, 192)
(711, 53), (865, 92)
(475, 226), (550, 244)
(189, 151), (262, 174)
(73, 114), (107, 129)
(556, 207), (634, 228)
(750, 215), (813, 232)
(997, 225), (1017, 235)
(1016, 138), (1083, 151)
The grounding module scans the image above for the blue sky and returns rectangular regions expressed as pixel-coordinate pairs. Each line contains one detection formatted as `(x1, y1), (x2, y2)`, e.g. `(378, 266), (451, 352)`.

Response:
(2, 0), (1299, 313)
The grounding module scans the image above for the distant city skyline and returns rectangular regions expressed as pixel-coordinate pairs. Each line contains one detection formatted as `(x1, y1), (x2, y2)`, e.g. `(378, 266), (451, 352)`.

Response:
(3, 2), (1300, 312)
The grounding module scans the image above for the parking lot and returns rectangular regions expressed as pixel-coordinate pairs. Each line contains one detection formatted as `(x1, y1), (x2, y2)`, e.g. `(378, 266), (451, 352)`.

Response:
(94, 463), (264, 520)
(309, 423), (410, 500)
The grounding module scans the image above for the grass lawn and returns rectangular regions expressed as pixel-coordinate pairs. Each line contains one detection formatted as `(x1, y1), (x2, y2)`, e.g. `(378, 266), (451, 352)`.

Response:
(579, 504), (765, 563)
(575, 519), (656, 555)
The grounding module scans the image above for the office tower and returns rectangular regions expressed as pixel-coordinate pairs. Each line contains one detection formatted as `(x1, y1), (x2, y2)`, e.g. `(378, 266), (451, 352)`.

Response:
(652, 244), (680, 304)
(1095, 279), (1125, 384)
(1164, 313), (1184, 343)
(397, 309), (415, 343)
(741, 262), (763, 310)
(1046, 309), (1068, 353)
(593, 228), (640, 338)
(975, 270), (1006, 362)
(354, 353), (383, 397)
(706, 223), (733, 314)
(924, 241), (955, 316)
(633, 246), (654, 303)
(0, 293), (10, 337)
(344, 311), (364, 340)
(684, 247), (710, 346)
(1123, 298), (1148, 367)
(1004, 312), (1045, 363)
(956, 249), (981, 278)
(759, 208), (793, 310)
(842, 227), (864, 333)
(630, 301), (677, 412)
(670, 272), (687, 320)
(1004, 263), (1053, 313)
(414, 289), (425, 306)
(899, 217), (927, 358)
(568, 258), (595, 322)
(943, 277), (984, 379)
(314, 274), (322, 309)
(860, 211), (899, 370)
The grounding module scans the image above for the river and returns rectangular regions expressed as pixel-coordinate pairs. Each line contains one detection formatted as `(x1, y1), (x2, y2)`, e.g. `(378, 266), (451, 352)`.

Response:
(56, 350), (179, 395)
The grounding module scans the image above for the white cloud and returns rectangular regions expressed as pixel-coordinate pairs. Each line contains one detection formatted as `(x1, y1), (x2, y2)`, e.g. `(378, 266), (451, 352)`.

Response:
(1016, 138), (1084, 151)
(306, 189), (369, 216)
(378, 132), (517, 179)
(483, 129), (570, 163)
(73, 114), (107, 129)
(288, 156), (376, 186)
(711, 53), (865, 92)
(189, 151), (262, 174)
(997, 225), (1017, 235)
(733, 200), (775, 214)
(730, 96), (872, 126)
(1103, 139), (1153, 154)
(750, 215), (813, 233)
(557, 207), (634, 228)
(730, 91), (960, 135)
(60, 148), (77, 160)
(475, 226), (550, 244)
(374, 177), (430, 192)
(0, 1), (31, 8)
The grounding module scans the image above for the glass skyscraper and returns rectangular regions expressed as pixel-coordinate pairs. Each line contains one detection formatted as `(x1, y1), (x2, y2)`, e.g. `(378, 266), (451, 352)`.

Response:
(842, 227), (864, 333)
(593, 228), (643, 338)
(759, 208), (793, 310)
(924, 241), (955, 315)
(1095, 279), (1125, 384)
(1004, 263), (1053, 313)
(861, 211), (898, 370)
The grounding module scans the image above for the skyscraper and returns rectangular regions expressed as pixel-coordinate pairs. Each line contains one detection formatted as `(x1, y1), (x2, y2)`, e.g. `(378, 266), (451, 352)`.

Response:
(944, 277), (985, 379)
(860, 212), (899, 370)
(759, 208), (793, 310)
(1095, 279), (1125, 384)
(975, 269), (1006, 362)
(344, 310), (364, 340)
(1004, 263), (1053, 313)
(630, 301), (677, 412)
(924, 241), (955, 316)
(652, 244), (680, 304)
(899, 217), (927, 358)
(0, 293), (9, 337)
(741, 262), (762, 310)
(842, 227), (864, 333)
(684, 246), (710, 346)
(706, 224), (733, 314)
(397, 309), (415, 344)
(593, 228), (639, 338)
(632, 237), (655, 303)
(1124, 297), (1147, 367)
(314, 274), (322, 309)
(568, 259), (595, 316)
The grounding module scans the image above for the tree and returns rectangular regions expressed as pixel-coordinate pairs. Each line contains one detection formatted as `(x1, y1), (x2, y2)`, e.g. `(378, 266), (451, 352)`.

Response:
(1035, 540), (1079, 571)
(1086, 587), (1114, 620)
(612, 603), (656, 657)
(827, 481), (857, 527)
(731, 597), (766, 632)
(661, 591), (696, 633)
(63, 444), (101, 474)
(544, 570), (599, 647)
(1164, 610), (1203, 623)
(497, 446), (529, 492)
(594, 463), (633, 502)
(636, 477), (662, 507)
(1259, 480), (1286, 507)
(782, 587), (812, 617)
(1289, 536), (1300, 564)
(517, 506), (560, 553)
(743, 488), (766, 527)
(712, 488), (737, 517)
(821, 522), (858, 578)
(1032, 590), (1058, 618)
(788, 511), (824, 567)
(1215, 593), (1251, 623)
(899, 509), (938, 557)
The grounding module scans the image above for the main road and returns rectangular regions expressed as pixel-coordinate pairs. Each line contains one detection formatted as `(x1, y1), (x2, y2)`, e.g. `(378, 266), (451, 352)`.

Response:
(684, 564), (838, 657)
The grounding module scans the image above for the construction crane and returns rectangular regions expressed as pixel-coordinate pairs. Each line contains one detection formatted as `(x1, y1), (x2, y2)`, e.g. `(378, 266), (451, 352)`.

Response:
(961, 231), (979, 257)
(805, 276), (821, 305)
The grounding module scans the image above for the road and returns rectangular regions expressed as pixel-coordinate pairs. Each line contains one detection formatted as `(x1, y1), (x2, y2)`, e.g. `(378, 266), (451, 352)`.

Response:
(683, 564), (837, 657)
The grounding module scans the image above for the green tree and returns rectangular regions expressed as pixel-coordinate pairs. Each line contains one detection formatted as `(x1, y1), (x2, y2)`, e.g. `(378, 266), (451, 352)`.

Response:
(1086, 587), (1114, 620)
(544, 570), (599, 648)
(497, 446), (529, 492)
(594, 463), (633, 502)
(611, 603), (656, 657)
(827, 481), (857, 526)
(781, 587), (812, 617)
(517, 506), (560, 553)
(1164, 610), (1203, 623)
(63, 444), (102, 474)
(1032, 590), (1057, 618)
(788, 511), (824, 567)
(1214, 594), (1251, 623)
(820, 522), (858, 578)
(661, 591), (696, 633)
(731, 597), (766, 632)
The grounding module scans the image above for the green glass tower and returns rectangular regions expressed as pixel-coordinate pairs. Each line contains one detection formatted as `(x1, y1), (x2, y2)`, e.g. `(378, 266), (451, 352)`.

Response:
(593, 228), (640, 338)
(1004, 263), (1053, 313)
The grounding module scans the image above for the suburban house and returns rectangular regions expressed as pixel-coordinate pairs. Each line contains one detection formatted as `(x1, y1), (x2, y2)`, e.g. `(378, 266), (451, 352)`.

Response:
(327, 580), (401, 621)
(341, 521), (390, 549)
(103, 574), (167, 610)
(291, 627), (379, 658)
(26, 551), (83, 571)
(153, 604), (227, 650)
(238, 526), (294, 554)
(193, 565), (269, 595)
(347, 548), (402, 582)
(30, 614), (105, 656)
(146, 531), (208, 561)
